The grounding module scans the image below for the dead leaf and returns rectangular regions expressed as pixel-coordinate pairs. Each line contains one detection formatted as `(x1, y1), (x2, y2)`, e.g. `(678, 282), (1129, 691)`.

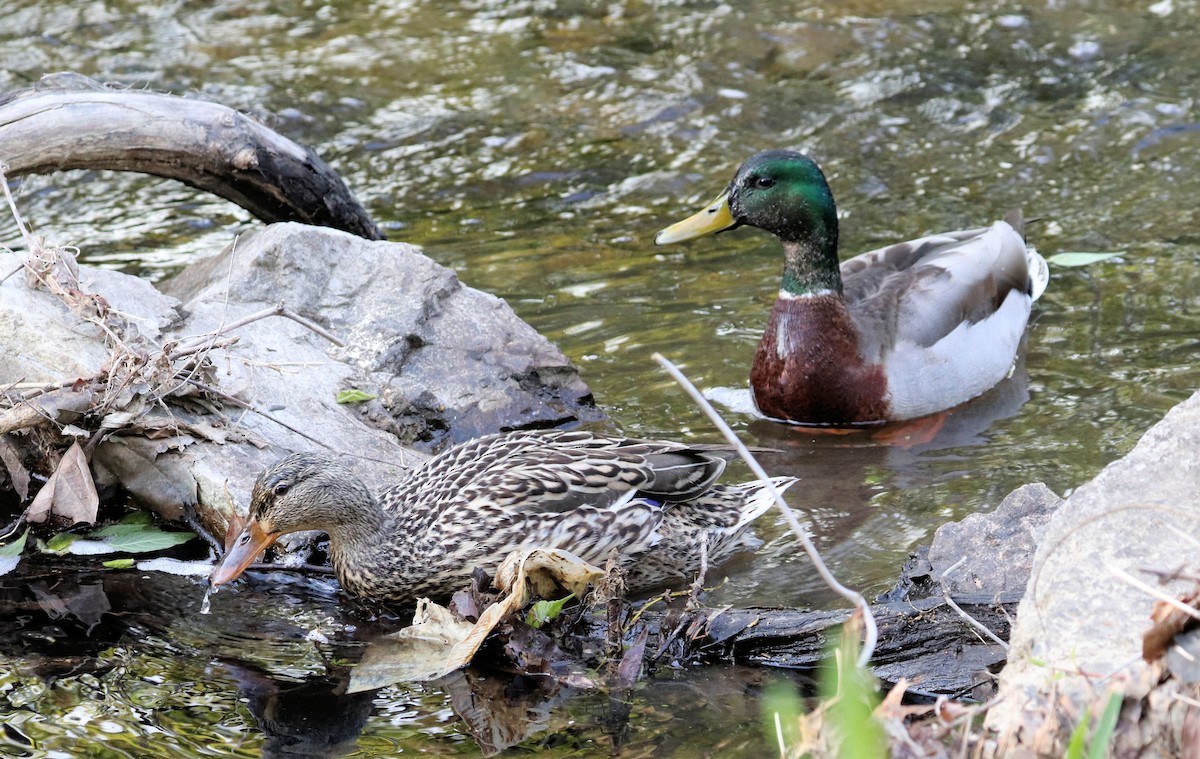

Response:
(91, 438), (198, 521)
(440, 669), (573, 758)
(182, 419), (227, 444)
(29, 580), (111, 634)
(1143, 591), (1200, 662)
(614, 627), (649, 689)
(24, 442), (99, 525)
(493, 547), (604, 602)
(347, 549), (603, 693)
(347, 599), (479, 690)
(0, 434), (30, 502)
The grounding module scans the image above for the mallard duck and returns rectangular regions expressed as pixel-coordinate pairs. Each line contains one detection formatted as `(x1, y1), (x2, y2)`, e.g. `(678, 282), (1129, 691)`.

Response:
(209, 429), (793, 603)
(655, 149), (1049, 426)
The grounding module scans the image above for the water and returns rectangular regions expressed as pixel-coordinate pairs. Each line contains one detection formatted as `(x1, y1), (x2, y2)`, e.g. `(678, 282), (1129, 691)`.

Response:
(2, 0), (1199, 755)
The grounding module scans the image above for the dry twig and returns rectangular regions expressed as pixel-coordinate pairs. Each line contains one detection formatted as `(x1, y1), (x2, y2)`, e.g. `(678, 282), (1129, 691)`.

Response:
(940, 556), (1010, 650)
(651, 352), (878, 668)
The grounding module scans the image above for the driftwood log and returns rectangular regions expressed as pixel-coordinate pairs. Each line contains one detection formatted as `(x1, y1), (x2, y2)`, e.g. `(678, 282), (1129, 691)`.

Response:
(0, 72), (383, 240)
(589, 592), (1018, 697)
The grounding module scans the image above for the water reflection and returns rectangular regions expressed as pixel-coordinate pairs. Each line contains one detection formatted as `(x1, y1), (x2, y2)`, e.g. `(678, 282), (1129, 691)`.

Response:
(0, 560), (788, 757)
(701, 355), (1033, 608)
(3, 0), (1200, 755)
(219, 662), (374, 758)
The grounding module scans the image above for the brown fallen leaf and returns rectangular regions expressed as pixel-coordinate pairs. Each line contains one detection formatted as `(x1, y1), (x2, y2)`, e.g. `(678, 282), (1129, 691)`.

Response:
(24, 442), (98, 525)
(614, 627), (649, 689)
(0, 434), (30, 502)
(493, 546), (604, 601)
(347, 548), (603, 693)
(1143, 590), (1200, 662)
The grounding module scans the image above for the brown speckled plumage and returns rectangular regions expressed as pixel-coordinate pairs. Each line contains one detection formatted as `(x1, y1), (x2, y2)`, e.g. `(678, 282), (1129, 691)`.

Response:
(214, 429), (794, 603)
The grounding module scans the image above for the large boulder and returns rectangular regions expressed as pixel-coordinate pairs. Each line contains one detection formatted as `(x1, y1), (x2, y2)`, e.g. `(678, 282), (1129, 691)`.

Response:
(161, 223), (597, 451)
(986, 390), (1200, 754)
(0, 222), (599, 544)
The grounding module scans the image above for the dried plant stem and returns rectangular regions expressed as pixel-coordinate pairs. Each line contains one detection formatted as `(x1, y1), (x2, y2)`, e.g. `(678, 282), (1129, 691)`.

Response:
(17, 379), (81, 399)
(0, 164), (33, 247)
(687, 533), (709, 607)
(651, 352), (878, 668)
(169, 336), (240, 361)
(182, 377), (333, 451)
(0, 387), (95, 436)
(940, 556), (1009, 650)
(1110, 564), (1200, 621)
(1140, 566), (1200, 584)
(171, 302), (345, 358)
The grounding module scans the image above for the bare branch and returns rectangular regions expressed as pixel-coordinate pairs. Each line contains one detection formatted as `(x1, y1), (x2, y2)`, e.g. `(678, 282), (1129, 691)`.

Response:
(170, 302), (345, 359)
(651, 352), (878, 668)
(1110, 564), (1200, 621)
(182, 377), (333, 451)
(940, 556), (1009, 650)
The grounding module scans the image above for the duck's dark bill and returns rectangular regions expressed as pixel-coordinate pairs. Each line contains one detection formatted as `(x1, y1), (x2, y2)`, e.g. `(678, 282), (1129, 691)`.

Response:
(209, 520), (278, 588)
(654, 191), (736, 244)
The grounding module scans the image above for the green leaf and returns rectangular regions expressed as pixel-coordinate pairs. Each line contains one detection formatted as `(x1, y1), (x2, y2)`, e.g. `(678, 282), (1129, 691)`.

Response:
(761, 679), (805, 756)
(0, 529), (29, 577)
(336, 389), (377, 404)
(1046, 251), (1124, 268)
(102, 558), (136, 570)
(1086, 691), (1123, 759)
(91, 511), (153, 537)
(820, 624), (886, 759)
(1066, 708), (1091, 759)
(525, 594), (575, 629)
(102, 527), (195, 554)
(0, 529), (28, 558)
(43, 532), (80, 554)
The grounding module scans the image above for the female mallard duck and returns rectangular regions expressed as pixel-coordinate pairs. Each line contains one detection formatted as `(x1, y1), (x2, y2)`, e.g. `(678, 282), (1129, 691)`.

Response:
(209, 429), (793, 603)
(655, 149), (1049, 426)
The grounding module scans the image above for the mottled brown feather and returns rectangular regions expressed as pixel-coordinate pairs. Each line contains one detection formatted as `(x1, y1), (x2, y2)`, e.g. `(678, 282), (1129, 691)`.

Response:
(227, 429), (793, 603)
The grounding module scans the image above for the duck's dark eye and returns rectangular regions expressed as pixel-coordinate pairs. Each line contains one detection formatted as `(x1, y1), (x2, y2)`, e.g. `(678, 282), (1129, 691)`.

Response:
(754, 176), (776, 189)
(273, 482), (291, 497)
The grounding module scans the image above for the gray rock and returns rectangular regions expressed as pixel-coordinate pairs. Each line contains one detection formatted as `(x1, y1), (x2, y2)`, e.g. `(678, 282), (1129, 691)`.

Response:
(877, 482), (1062, 604)
(928, 482), (1063, 597)
(162, 223), (598, 450)
(0, 264), (179, 383)
(986, 390), (1200, 753)
(1, 222), (600, 549)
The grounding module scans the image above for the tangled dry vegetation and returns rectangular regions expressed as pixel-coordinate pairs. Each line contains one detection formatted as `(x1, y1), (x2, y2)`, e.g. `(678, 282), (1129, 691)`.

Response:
(0, 170), (336, 537)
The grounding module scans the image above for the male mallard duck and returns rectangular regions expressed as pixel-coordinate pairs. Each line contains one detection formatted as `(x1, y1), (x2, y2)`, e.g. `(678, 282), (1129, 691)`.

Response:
(209, 429), (793, 603)
(655, 149), (1049, 426)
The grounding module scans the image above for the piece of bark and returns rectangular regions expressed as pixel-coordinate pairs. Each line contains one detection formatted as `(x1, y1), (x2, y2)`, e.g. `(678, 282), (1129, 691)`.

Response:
(590, 592), (1019, 696)
(0, 73), (383, 240)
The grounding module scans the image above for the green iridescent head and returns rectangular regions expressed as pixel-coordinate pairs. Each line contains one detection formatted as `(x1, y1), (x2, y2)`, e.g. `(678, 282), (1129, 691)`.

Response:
(656, 150), (842, 295)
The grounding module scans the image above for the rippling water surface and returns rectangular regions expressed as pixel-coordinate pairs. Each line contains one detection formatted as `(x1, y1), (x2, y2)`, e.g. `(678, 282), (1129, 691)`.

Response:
(2, 0), (1198, 755)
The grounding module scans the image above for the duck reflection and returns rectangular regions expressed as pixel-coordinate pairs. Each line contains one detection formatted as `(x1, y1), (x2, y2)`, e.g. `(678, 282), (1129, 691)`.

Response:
(706, 353), (1032, 606)
(218, 661), (375, 758)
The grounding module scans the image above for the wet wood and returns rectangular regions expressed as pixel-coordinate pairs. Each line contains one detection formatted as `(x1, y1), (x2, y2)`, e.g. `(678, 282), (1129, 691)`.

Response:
(0, 73), (383, 240)
(606, 592), (1020, 696)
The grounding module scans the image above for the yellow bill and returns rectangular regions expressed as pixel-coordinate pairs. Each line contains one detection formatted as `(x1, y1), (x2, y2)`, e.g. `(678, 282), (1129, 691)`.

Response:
(654, 191), (736, 244)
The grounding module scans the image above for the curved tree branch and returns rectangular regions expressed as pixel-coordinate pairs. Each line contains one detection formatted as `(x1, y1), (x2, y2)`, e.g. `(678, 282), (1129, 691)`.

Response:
(0, 72), (384, 240)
